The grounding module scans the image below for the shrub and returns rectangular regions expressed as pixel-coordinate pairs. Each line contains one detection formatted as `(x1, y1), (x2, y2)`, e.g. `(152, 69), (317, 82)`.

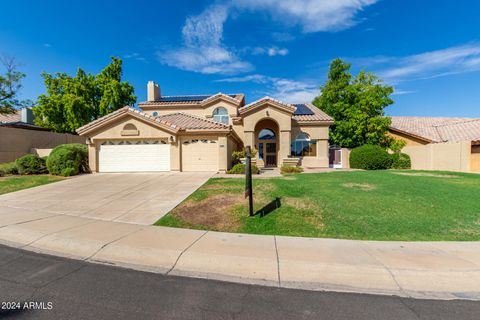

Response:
(227, 163), (260, 174)
(390, 152), (411, 169)
(232, 148), (258, 165)
(350, 145), (392, 170)
(47, 144), (89, 177)
(0, 161), (18, 175)
(280, 165), (303, 174)
(15, 154), (47, 175)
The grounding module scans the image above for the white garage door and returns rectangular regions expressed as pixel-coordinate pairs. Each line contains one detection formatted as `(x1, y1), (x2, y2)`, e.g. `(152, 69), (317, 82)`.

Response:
(99, 141), (170, 172)
(182, 139), (218, 172)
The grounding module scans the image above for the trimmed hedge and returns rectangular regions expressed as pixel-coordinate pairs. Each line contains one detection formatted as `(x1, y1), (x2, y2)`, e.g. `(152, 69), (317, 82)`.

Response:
(390, 152), (411, 169)
(350, 145), (392, 170)
(280, 165), (303, 174)
(0, 162), (18, 176)
(15, 154), (47, 175)
(227, 163), (260, 174)
(46, 144), (89, 177)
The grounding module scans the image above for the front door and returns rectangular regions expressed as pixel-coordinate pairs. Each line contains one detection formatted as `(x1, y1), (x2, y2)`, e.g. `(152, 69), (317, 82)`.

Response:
(265, 142), (277, 167)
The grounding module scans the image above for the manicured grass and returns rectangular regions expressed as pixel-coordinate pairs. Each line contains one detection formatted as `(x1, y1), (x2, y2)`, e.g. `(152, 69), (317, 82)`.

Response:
(156, 170), (480, 241)
(0, 175), (64, 195)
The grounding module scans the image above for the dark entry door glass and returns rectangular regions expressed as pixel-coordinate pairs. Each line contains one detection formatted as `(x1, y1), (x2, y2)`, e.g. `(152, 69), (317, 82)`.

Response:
(265, 143), (277, 166)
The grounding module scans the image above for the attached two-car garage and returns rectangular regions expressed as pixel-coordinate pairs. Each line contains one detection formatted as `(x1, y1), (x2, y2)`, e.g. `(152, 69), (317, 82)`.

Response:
(99, 141), (170, 172)
(97, 138), (220, 173)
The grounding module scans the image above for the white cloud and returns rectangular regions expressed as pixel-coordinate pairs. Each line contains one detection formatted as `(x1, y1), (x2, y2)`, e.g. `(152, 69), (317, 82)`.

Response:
(158, 4), (252, 75)
(378, 44), (480, 82)
(216, 74), (319, 103)
(158, 0), (379, 74)
(233, 0), (379, 32)
(124, 53), (147, 62)
(249, 46), (289, 56)
(392, 89), (416, 96)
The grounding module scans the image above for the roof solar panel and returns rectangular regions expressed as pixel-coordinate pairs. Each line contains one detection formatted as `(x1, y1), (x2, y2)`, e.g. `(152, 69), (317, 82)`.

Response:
(293, 104), (314, 115)
(159, 94), (237, 102)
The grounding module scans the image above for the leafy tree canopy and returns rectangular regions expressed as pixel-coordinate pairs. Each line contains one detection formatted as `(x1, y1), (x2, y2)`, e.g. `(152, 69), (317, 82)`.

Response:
(313, 58), (394, 148)
(0, 56), (31, 114)
(34, 57), (136, 133)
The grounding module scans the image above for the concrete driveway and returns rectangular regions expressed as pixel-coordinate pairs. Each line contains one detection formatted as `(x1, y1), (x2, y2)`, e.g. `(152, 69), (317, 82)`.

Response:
(0, 172), (213, 225)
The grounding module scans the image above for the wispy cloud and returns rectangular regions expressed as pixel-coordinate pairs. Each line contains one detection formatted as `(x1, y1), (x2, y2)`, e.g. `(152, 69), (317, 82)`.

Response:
(248, 46), (289, 56)
(158, 5), (252, 75)
(158, 0), (379, 75)
(233, 0), (379, 32)
(377, 44), (480, 82)
(124, 53), (147, 62)
(216, 74), (319, 103)
(392, 89), (416, 96)
(43, 43), (51, 48)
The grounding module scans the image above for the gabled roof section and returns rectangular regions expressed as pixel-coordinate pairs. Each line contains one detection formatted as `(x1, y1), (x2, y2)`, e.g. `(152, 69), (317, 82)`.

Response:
(76, 106), (180, 135)
(390, 116), (480, 143)
(76, 107), (232, 136)
(238, 96), (297, 115)
(138, 93), (244, 107)
(292, 103), (333, 123)
(156, 113), (230, 131)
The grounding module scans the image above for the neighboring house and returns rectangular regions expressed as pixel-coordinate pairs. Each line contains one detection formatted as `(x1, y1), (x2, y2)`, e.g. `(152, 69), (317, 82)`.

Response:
(0, 107), (85, 163)
(389, 116), (480, 172)
(77, 81), (333, 173)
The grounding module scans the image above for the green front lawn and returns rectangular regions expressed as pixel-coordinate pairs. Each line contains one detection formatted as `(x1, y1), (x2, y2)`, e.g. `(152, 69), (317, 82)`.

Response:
(0, 175), (64, 195)
(156, 170), (480, 241)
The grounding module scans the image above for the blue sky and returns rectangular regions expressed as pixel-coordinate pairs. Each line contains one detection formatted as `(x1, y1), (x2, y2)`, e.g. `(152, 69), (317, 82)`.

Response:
(1, 0), (480, 117)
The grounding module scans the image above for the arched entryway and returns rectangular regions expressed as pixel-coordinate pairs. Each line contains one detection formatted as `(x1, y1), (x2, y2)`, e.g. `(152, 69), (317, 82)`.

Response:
(255, 119), (279, 167)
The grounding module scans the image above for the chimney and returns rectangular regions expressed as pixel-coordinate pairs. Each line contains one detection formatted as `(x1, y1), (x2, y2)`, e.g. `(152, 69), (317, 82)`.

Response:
(147, 81), (161, 101)
(21, 107), (34, 124)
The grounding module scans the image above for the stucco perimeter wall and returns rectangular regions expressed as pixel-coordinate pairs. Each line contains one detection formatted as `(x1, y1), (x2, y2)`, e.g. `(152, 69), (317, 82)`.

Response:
(403, 141), (471, 172)
(471, 146), (480, 173)
(0, 127), (85, 163)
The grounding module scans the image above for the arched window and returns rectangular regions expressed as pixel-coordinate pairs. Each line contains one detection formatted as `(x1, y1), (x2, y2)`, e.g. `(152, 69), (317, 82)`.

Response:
(213, 107), (229, 124)
(291, 133), (317, 157)
(123, 123), (137, 131)
(258, 129), (276, 140)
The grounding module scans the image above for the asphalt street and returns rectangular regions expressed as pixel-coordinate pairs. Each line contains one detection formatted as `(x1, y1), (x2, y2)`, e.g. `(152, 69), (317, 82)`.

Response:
(0, 244), (479, 320)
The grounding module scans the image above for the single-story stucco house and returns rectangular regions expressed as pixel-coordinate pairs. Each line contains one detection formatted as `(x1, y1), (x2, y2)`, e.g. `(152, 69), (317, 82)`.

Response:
(76, 81), (334, 173)
(389, 116), (480, 172)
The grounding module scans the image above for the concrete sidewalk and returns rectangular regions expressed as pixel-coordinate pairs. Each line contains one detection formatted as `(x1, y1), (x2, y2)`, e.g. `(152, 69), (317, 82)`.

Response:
(1, 205), (479, 301)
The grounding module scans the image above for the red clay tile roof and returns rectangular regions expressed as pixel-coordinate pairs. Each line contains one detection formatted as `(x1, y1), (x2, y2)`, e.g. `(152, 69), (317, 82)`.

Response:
(239, 96), (296, 114)
(77, 106), (229, 135)
(390, 116), (480, 143)
(292, 103), (333, 122)
(156, 113), (230, 131)
(0, 110), (21, 123)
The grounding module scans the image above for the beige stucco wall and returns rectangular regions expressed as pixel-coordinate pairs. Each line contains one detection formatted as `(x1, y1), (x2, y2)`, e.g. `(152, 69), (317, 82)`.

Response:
(471, 146), (480, 173)
(0, 127), (85, 163)
(243, 105), (293, 164)
(292, 125), (330, 168)
(403, 141), (471, 172)
(341, 148), (351, 169)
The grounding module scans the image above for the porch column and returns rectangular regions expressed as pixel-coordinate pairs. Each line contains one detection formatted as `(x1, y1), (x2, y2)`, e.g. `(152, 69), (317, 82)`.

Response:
(244, 130), (255, 150)
(279, 130), (291, 163)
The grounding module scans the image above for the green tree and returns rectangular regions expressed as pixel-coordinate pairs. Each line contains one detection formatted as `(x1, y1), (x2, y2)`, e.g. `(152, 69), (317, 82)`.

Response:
(34, 57), (136, 133)
(0, 56), (31, 114)
(313, 58), (394, 148)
